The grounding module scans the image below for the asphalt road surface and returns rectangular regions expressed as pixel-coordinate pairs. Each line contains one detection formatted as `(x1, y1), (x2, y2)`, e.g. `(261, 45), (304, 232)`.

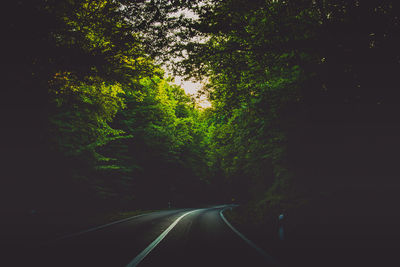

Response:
(25, 205), (276, 267)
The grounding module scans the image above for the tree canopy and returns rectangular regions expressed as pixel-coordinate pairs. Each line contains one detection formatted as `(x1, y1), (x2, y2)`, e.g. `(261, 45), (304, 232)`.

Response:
(3, 0), (400, 228)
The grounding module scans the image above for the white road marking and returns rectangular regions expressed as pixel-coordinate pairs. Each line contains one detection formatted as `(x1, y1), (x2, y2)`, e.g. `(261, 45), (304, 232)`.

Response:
(219, 207), (278, 265)
(126, 209), (200, 267)
(58, 213), (150, 241)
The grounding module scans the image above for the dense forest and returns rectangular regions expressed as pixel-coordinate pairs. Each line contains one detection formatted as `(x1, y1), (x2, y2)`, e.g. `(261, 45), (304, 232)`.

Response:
(2, 0), (400, 259)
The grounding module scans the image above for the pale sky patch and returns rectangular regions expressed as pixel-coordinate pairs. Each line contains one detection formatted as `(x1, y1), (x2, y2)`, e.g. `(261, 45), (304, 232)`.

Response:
(165, 8), (211, 108)
(172, 76), (211, 109)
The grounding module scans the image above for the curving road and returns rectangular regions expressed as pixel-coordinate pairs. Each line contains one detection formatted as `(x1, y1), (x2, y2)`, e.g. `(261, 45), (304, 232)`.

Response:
(33, 205), (276, 267)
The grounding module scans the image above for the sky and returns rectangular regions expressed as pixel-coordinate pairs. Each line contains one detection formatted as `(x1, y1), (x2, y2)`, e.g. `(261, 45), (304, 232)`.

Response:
(166, 8), (211, 109)
(171, 76), (211, 108)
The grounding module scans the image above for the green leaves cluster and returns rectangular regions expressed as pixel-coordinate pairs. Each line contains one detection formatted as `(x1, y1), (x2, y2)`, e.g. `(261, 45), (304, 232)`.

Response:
(181, 0), (400, 208)
(6, 0), (399, 215)
(181, 0), (310, 203)
(3, 0), (214, 212)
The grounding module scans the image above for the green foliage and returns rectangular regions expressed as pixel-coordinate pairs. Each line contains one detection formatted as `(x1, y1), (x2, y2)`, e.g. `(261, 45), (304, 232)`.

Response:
(3, 0), (214, 212)
(180, 0), (400, 206)
(49, 73), (126, 154)
(5, 0), (399, 217)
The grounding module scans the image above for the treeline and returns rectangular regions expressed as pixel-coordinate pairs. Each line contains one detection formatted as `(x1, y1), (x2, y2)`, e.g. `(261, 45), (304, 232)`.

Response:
(1, 0), (219, 214)
(3, 0), (400, 222)
(179, 0), (400, 215)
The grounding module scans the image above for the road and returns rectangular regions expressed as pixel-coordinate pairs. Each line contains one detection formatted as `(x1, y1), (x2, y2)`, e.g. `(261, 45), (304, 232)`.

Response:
(28, 205), (276, 267)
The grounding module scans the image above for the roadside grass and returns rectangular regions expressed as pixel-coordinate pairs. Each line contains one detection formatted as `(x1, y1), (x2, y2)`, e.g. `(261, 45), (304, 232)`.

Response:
(223, 203), (285, 263)
(224, 185), (400, 267)
(223, 193), (313, 267)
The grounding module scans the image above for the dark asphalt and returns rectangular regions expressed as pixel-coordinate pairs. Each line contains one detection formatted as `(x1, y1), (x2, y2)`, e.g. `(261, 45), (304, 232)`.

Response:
(139, 206), (272, 267)
(20, 205), (274, 267)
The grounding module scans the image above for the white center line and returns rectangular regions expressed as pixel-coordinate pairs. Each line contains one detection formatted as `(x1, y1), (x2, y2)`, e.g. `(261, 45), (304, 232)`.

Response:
(126, 209), (200, 267)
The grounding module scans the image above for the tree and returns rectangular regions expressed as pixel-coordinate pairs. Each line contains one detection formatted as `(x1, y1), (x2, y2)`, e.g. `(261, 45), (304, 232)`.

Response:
(1, 0), (212, 212)
(180, 0), (400, 209)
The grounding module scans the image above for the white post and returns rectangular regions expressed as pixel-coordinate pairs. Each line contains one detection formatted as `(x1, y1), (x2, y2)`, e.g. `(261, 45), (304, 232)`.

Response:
(278, 213), (285, 241)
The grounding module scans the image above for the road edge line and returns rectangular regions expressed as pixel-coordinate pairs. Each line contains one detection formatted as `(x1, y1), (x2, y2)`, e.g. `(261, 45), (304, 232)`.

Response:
(126, 209), (199, 267)
(219, 207), (278, 265)
(57, 212), (152, 241)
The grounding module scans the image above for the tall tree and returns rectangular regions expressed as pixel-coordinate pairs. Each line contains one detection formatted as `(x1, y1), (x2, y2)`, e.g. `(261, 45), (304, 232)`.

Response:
(180, 0), (400, 209)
